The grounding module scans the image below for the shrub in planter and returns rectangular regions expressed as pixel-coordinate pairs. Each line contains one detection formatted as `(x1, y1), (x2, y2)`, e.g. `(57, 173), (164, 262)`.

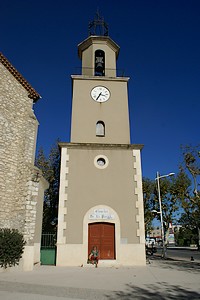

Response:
(0, 228), (26, 269)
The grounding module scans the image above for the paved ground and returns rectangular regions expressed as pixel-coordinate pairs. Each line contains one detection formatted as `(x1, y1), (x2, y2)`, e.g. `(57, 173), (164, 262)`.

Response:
(0, 257), (200, 299)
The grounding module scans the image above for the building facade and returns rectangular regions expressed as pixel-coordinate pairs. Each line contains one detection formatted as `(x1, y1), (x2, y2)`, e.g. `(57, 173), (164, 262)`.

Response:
(57, 22), (145, 266)
(0, 53), (48, 271)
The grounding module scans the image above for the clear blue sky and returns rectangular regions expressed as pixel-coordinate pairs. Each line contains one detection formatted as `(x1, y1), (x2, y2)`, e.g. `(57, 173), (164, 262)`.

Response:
(1, 0), (199, 179)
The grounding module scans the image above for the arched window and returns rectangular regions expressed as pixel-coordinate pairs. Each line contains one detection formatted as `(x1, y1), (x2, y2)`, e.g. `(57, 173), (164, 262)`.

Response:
(95, 50), (105, 76)
(96, 121), (105, 137)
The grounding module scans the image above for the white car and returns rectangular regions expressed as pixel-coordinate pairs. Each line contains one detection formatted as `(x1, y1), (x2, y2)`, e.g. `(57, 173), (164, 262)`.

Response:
(145, 238), (156, 248)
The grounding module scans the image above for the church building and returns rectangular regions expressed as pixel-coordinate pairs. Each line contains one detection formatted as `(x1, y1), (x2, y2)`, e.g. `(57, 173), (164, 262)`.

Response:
(0, 52), (48, 271)
(57, 15), (145, 266)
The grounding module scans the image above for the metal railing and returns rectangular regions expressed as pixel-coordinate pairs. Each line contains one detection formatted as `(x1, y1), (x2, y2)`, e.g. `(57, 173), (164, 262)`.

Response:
(72, 67), (126, 77)
(41, 233), (57, 249)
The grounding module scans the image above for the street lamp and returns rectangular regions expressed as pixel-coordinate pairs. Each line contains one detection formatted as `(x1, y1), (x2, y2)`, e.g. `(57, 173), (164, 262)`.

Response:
(155, 171), (175, 258)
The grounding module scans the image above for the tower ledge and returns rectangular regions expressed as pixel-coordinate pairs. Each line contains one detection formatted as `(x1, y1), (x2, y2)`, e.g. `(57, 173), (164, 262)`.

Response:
(71, 75), (130, 81)
(59, 142), (144, 150)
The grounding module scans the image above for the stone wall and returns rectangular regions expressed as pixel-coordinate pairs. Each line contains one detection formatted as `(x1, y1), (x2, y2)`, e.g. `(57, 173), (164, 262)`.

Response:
(0, 60), (46, 248)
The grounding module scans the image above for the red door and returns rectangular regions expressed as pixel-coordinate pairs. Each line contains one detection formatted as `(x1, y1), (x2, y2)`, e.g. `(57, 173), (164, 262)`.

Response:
(88, 223), (115, 259)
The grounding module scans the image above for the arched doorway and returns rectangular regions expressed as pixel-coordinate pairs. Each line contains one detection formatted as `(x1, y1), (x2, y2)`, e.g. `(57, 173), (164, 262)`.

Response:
(88, 222), (115, 259)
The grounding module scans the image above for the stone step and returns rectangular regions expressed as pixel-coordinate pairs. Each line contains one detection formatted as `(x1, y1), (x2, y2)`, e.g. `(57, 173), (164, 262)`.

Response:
(81, 260), (121, 268)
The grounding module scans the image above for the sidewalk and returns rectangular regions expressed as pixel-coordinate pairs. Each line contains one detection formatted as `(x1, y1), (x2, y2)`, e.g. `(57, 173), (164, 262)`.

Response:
(0, 258), (200, 299)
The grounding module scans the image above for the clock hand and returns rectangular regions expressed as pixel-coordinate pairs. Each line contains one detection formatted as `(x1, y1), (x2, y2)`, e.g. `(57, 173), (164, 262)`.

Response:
(96, 92), (102, 100)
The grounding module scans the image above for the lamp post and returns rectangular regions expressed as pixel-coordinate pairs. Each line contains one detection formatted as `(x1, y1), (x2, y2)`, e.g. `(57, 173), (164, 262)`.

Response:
(155, 171), (175, 258)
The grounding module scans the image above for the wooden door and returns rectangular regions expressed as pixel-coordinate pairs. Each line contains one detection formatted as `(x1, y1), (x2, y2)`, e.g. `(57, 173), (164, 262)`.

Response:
(88, 222), (115, 259)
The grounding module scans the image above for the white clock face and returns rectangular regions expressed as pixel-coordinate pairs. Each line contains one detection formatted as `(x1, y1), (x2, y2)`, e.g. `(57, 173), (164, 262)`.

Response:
(91, 86), (110, 103)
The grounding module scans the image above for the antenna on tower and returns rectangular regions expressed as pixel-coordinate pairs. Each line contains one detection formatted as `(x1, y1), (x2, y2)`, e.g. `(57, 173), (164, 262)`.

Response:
(88, 10), (109, 36)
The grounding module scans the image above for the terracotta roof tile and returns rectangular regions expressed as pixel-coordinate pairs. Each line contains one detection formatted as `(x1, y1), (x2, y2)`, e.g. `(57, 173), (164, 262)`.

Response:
(0, 52), (41, 102)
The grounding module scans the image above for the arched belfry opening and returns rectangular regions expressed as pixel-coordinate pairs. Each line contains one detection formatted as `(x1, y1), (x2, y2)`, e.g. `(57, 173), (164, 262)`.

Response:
(95, 50), (105, 76)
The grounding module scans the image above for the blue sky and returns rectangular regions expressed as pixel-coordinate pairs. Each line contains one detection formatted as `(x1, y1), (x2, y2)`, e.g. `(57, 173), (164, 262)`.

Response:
(1, 0), (200, 179)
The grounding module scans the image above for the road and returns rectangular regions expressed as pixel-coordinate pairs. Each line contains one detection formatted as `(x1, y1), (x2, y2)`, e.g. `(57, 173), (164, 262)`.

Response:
(155, 247), (200, 262)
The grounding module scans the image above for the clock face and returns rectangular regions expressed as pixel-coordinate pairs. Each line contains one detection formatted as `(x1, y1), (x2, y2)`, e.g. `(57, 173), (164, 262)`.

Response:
(91, 86), (110, 102)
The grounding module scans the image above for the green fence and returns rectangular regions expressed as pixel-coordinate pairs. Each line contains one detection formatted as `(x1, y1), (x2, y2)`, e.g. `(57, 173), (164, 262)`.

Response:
(40, 233), (57, 265)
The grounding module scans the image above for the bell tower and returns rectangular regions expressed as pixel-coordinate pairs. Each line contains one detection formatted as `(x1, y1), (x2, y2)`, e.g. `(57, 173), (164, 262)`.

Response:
(57, 13), (146, 266)
(71, 14), (130, 144)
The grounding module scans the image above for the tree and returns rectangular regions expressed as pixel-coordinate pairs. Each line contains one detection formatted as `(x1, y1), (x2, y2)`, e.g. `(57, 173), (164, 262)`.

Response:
(155, 177), (180, 225)
(143, 172), (188, 238)
(154, 176), (178, 228)
(35, 140), (61, 232)
(175, 226), (198, 247)
(179, 145), (200, 248)
(142, 178), (155, 235)
(181, 144), (200, 196)
(143, 145), (200, 247)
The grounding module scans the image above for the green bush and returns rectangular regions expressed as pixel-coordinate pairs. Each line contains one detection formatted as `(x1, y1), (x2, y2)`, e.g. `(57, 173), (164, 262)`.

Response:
(0, 228), (26, 269)
(177, 238), (184, 246)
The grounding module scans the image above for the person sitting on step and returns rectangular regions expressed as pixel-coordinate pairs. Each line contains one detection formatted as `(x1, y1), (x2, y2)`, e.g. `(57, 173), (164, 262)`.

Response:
(88, 246), (99, 267)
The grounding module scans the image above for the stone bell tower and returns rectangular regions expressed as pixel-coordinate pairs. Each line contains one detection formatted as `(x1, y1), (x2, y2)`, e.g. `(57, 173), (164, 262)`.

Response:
(57, 13), (145, 266)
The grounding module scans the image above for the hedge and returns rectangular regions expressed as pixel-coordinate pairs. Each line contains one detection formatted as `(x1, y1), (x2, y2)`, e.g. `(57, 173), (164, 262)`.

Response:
(0, 228), (26, 269)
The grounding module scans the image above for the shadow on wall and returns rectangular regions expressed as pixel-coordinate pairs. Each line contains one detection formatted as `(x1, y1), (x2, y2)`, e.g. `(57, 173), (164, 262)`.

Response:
(105, 283), (200, 299)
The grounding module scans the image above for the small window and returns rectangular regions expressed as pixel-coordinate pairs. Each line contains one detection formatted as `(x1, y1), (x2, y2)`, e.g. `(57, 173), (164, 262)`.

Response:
(96, 121), (105, 137)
